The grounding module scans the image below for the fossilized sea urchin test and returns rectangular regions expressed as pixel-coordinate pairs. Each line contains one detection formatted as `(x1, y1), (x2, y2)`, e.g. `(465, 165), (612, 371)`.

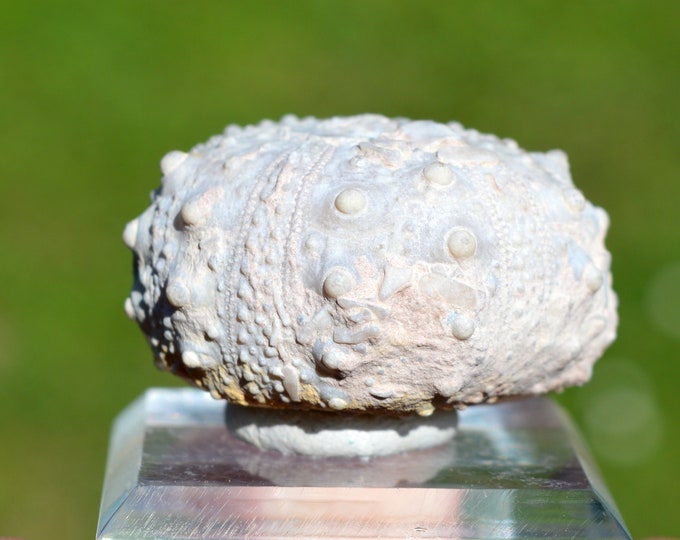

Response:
(124, 114), (617, 416)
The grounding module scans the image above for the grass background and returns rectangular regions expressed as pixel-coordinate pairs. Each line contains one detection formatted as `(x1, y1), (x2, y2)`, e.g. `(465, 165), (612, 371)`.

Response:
(1, 1), (679, 538)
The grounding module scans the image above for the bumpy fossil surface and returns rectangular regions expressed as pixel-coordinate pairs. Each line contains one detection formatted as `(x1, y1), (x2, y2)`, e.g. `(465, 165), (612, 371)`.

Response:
(124, 114), (617, 415)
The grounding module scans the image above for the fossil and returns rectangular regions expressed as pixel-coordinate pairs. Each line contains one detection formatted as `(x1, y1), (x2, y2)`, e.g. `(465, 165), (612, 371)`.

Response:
(124, 114), (617, 416)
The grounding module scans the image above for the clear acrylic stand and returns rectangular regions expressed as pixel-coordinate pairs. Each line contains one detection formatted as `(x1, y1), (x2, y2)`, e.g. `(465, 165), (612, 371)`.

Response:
(97, 388), (631, 539)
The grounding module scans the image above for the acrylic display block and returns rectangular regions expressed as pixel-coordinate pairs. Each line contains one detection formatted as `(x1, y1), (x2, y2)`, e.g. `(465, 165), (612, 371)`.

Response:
(97, 388), (631, 539)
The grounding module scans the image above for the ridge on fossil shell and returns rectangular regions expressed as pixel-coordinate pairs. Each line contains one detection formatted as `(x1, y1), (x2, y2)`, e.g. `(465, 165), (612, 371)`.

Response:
(124, 114), (617, 415)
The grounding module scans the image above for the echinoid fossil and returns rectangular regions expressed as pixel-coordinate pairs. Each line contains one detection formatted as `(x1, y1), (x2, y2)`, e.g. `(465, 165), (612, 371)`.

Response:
(124, 114), (617, 416)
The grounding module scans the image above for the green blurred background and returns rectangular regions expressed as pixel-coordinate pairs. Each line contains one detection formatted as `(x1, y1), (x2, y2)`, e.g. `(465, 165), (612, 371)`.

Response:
(1, 1), (678, 538)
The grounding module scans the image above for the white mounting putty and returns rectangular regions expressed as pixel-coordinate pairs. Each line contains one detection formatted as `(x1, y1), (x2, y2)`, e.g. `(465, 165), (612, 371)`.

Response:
(226, 404), (458, 458)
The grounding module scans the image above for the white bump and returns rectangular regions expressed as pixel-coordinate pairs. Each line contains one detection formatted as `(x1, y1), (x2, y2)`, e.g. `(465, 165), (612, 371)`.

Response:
(124, 297), (136, 320)
(323, 268), (354, 299)
(236, 307), (251, 322)
(447, 228), (477, 259)
(180, 200), (206, 226)
(417, 403), (435, 417)
(245, 382), (261, 395)
(328, 397), (348, 410)
(304, 233), (324, 256)
(161, 242), (177, 259)
(449, 313), (476, 340)
(423, 162), (455, 186)
(122, 219), (139, 249)
(321, 348), (345, 370)
(182, 350), (201, 368)
(435, 380), (458, 398)
(334, 189), (367, 215)
(282, 366), (301, 402)
(160, 150), (188, 175)
(584, 265), (604, 292)
(166, 281), (190, 307)
(369, 387), (395, 399)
